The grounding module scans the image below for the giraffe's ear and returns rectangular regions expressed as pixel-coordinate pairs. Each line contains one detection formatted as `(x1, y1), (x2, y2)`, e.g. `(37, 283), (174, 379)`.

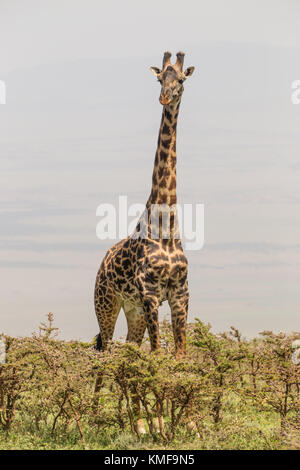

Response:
(150, 66), (161, 77)
(183, 66), (195, 78)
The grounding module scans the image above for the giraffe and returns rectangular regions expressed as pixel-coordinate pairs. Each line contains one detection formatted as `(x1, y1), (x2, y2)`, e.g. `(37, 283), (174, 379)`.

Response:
(94, 51), (195, 359)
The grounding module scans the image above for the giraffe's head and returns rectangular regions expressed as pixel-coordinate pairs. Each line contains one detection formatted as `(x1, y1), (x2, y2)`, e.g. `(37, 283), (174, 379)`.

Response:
(150, 51), (194, 106)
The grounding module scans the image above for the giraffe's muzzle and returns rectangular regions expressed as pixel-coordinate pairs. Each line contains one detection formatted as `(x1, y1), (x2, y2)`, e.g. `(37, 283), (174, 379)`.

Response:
(159, 93), (172, 106)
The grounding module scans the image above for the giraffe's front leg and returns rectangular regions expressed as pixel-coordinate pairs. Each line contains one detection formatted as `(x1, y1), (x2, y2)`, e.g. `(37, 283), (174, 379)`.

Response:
(136, 266), (161, 352)
(168, 283), (189, 358)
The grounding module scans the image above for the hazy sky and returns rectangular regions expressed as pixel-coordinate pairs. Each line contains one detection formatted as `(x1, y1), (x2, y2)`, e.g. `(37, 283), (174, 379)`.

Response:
(1, 1), (300, 340)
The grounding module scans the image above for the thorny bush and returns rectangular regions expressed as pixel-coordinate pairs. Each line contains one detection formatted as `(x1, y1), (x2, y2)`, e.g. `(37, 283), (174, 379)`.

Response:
(0, 314), (299, 448)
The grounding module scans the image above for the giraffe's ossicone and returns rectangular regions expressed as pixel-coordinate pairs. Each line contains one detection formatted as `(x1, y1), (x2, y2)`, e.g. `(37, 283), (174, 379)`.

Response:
(94, 51), (195, 358)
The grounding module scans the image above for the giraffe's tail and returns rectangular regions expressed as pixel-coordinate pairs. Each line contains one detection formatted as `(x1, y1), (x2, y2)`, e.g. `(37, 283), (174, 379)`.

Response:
(94, 332), (103, 351)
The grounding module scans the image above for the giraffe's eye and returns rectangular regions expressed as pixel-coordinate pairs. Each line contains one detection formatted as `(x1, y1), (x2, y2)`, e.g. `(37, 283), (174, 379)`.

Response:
(178, 79), (184, 85)
(157, 79), (162, 84)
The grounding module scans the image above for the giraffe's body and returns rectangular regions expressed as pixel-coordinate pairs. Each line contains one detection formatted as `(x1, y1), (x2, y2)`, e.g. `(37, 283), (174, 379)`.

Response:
(95, 52), (194, 358)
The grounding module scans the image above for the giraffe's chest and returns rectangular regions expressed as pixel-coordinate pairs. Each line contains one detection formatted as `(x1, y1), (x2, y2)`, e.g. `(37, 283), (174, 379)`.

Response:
(144, 246), (188, 295)
(149, 252), (187, 279)
(115, 239), (188, 305)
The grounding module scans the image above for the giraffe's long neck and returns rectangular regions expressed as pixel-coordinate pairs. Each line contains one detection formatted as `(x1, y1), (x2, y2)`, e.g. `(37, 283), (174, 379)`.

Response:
(146, 100), (181, 209)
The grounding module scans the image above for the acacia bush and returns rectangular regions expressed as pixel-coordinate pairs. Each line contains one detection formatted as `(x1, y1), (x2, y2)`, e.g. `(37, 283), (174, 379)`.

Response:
(97, 342), (205, 441)
(0, 314), (299, 449)
(241, 330), (300, 433)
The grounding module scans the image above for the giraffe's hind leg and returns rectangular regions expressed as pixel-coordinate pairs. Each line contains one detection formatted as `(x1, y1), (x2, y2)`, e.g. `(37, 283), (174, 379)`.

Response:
(94, 268), (121, 411)
(123, 302), (147, 345)
(123, 302), (147, 435)
(94, 281), (121, 351)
